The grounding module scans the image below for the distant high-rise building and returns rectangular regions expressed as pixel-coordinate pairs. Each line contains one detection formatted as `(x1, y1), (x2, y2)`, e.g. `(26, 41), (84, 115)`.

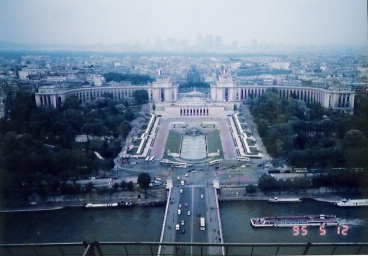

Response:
(205, 34), (214, 49)
(215, 36), (222, 48)
(197, 33), (203, 47)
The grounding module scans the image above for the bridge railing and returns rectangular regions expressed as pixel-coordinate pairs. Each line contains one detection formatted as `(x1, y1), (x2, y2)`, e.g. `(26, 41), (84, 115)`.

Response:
(1, 242), (368, 256)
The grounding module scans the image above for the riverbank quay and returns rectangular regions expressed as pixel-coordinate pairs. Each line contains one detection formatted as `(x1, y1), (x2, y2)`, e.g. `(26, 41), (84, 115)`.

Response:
(0, 187), (167, 213)
(218, 186), (358, 204)
(0, 186), (359, 213)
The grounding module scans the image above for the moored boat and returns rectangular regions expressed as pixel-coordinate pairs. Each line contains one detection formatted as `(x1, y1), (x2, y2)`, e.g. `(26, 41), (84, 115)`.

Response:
(268, 197), (302, 203)
(118, 201), (134, 207)
(139, 200), (167, 207)
(83, 201), (133, 209)
(83, 203), (119, 209)
(335, 198), (368, 207)
(251, 214), (339, 227)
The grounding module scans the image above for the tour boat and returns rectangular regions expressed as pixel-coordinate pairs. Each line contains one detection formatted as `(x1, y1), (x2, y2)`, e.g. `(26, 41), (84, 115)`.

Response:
(83, 201), (133, 209)
(335, 198), (368, 207)
(250, 214), (339, 227)
(268, 197), (302, 203)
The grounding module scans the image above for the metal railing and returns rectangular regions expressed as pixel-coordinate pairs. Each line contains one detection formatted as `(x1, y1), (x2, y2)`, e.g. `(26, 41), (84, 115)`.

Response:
(1, 241), (368, 256)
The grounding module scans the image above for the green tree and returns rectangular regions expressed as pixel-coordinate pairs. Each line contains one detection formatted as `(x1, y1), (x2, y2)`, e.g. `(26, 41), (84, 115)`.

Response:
(62, 96), (81, 110)
(352, 92), (368, 137)
(258, 174), (278, 192)
(246, 184), (257, 194)
(104, 72), (153, 84)
(132, 90), (148, 105)
(137, 172), (151, 192)
(100, 158), (114, 177)
(127, 181), (134, 191)
(251, 89), (282, 122)
(81, 121), (104, 139)
(112, 182), (120, 192)
(256, 119), (269, 138)
(61, 109), (83, 131)
(342, 130), (366, 149)
(102, 92), (113, 99)
(292, 177), (310, 193)
(120, 181), (127, 190)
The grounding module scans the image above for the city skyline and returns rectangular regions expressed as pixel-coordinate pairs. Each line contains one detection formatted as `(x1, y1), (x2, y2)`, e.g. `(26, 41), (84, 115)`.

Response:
(0, 0), (366, 50)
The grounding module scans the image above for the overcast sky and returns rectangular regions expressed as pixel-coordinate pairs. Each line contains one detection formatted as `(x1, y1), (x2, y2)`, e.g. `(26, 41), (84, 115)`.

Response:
(0, 0), (366, 47)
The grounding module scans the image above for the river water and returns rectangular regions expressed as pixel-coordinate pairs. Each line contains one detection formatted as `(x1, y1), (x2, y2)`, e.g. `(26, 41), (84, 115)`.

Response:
(0, 206), (165, 244)
(1, 200), (367, 244)
(220, 199), (368, 244)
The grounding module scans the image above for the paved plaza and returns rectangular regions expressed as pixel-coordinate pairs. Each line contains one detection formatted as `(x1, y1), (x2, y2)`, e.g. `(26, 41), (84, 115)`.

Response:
(151, 117), (238, 161)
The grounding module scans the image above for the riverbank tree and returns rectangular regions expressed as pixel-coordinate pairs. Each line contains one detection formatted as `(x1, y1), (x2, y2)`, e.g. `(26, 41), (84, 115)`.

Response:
(248, 89), (368, 171)
(0, 91), (149, 203)
(257, 170), (364, 194)
(137, 172), (151, 191)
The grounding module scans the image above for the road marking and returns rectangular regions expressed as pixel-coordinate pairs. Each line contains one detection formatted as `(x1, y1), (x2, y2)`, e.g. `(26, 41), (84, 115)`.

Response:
(186, 184), (205, 188)
(191, 186), (194, 256)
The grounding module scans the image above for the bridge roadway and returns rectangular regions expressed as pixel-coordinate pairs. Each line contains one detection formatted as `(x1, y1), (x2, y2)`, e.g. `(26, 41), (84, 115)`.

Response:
(158, 181), (224, 255)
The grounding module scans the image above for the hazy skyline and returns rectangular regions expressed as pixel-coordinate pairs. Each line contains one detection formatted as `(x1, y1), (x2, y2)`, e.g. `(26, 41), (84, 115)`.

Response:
(0, 0), (366, 48)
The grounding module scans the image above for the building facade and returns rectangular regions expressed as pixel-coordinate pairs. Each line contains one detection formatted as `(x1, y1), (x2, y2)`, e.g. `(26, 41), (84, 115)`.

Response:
(210, 73), (355, 114)
(35, 76), (179, 108)
(35, 73), (355, 114)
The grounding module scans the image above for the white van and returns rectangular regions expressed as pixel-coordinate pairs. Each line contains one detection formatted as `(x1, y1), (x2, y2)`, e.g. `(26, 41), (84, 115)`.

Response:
(176, 224), (180, 230)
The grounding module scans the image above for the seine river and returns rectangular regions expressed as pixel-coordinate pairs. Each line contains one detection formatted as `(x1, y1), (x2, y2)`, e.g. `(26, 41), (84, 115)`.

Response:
(220, 200), (368, 244)
(1, 200), (368, 244)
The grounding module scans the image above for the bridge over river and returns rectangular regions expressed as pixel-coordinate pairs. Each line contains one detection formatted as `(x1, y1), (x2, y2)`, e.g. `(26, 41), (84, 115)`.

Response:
(158, 179), (224, 256)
